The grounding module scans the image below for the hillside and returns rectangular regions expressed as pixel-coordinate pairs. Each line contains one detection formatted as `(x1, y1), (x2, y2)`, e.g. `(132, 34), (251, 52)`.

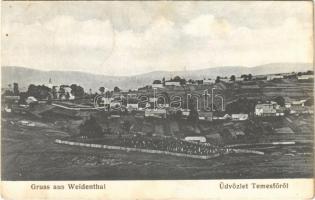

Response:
(1, 63), (312, 91)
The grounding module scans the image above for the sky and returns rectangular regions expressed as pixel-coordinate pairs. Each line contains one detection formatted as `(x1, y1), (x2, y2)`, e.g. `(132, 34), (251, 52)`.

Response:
(1, 1), (313, 76)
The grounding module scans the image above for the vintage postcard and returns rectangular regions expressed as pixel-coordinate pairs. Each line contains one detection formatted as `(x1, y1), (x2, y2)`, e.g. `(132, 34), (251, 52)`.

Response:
(1, 1), (314, 199)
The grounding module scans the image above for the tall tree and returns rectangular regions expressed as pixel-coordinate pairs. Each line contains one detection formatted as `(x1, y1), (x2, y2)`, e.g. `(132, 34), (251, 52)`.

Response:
(13, 83), (19, 95)
(70, 84), (85, 98)
(248, 74), (253, 81)
(241, 74), (248, 81)
(306, 70), (314, 75)
(187, 98), (199, 123)
(99, 87), (105, 94)
(58, 86), (66, 99)
(52, 86), (58, 99)
(114, 86), (121, 92)
(179, 78), (186, 85)
(273, 96), (285, 107)
(27, 84), (50, 99)
(215, 76), (221, 84)
(79, 116), (103, 138)
(173, 76), (181, 82)
(230, 75), (236, 82)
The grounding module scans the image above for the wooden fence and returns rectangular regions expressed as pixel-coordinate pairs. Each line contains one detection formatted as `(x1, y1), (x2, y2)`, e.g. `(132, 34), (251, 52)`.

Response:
(55, 139), (221, 160)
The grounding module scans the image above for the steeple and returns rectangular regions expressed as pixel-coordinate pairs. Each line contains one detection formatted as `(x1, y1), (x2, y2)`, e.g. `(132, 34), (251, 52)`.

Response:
(47, 78), (53, 89)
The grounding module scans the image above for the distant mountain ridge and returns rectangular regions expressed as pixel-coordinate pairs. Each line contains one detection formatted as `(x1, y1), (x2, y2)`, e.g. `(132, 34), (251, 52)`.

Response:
(1, 63), (313, 91)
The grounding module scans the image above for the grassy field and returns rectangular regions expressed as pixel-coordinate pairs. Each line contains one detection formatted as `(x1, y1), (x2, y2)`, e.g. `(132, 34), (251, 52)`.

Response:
(1, 114), (313, 180)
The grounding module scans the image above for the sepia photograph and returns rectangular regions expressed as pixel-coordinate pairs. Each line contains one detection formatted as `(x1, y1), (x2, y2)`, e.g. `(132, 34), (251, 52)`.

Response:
(1, 0), (314, 186)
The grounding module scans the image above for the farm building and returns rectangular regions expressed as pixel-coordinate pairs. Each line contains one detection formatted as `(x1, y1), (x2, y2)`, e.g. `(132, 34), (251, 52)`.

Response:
(235, 77), (244, 81)
(184, 136), (207, 143)
(213, 113), (231, 120)
(152, 83), (164, 88)
(290, 105), (313, 114)
(255, 102), (284, 117)
(181, 109), (190, 117)
(203, 79), (215, 85)
(297, 74), (314, 80)
(127, 103), (139, 111)
(231, 114), (248, 121)
(198, 111), (213, 121)
(145, 109), (167, 118)
(165, 81), (181, 86)
(267, 74), (284, 80)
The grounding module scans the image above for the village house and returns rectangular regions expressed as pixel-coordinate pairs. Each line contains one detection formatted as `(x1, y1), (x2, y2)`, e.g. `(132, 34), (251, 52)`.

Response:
(145, 109), (167, 118)
(26, 96), (38, 104)
(291, 99), (306, 107)
(284, 97), (307, 108)
(157, 103), (169, 108)
(165, 81), (181, 86)
(184, 136), (207, 143)
(126, 93), (138, 99)
(110, 101), (121, 109)
(59, 86), (75, 100)
(297, 74), (314, 80)
(255, 102), (284, 117)
(146, 97), (169, 108)
(198, 111), (213, 121)
(152, 83), (164, 88)
(101, 97), (112, 105)
(235, 77), (244, 82)
(195, 80), (204, 85)
(203, 79), (215, 85)
(127, 103), (139, 111)
(149, 97), (157, 103)
(285, 102), (291, 108)
(255, 103), (275, 116)
(253, 75), (267, 80)
(181, 109), (190, 117)
(290, 106), (313, 114)
(231, 113), (249, 121)
(267, 74), (284, 80)
(220, 77), (229, 82)
(134, 111), (145, 119)
(287, 99), (313, 114)
(213, 113), (231, 120)
(3, 95), (20, 103)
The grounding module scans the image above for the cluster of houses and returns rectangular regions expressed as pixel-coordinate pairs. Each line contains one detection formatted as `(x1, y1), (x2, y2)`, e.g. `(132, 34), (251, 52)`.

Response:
(144, 108), (249, 121)
(267, 72), (314, 81)
(254, 98), (313, 116)
(3, 69), (313, 121)
(152, 78), (219, 88)
(98, 94), (251, 122)
(99, 92), (313, 122)
(151, 71), (314, 89)
(297, 74), (314, 80)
